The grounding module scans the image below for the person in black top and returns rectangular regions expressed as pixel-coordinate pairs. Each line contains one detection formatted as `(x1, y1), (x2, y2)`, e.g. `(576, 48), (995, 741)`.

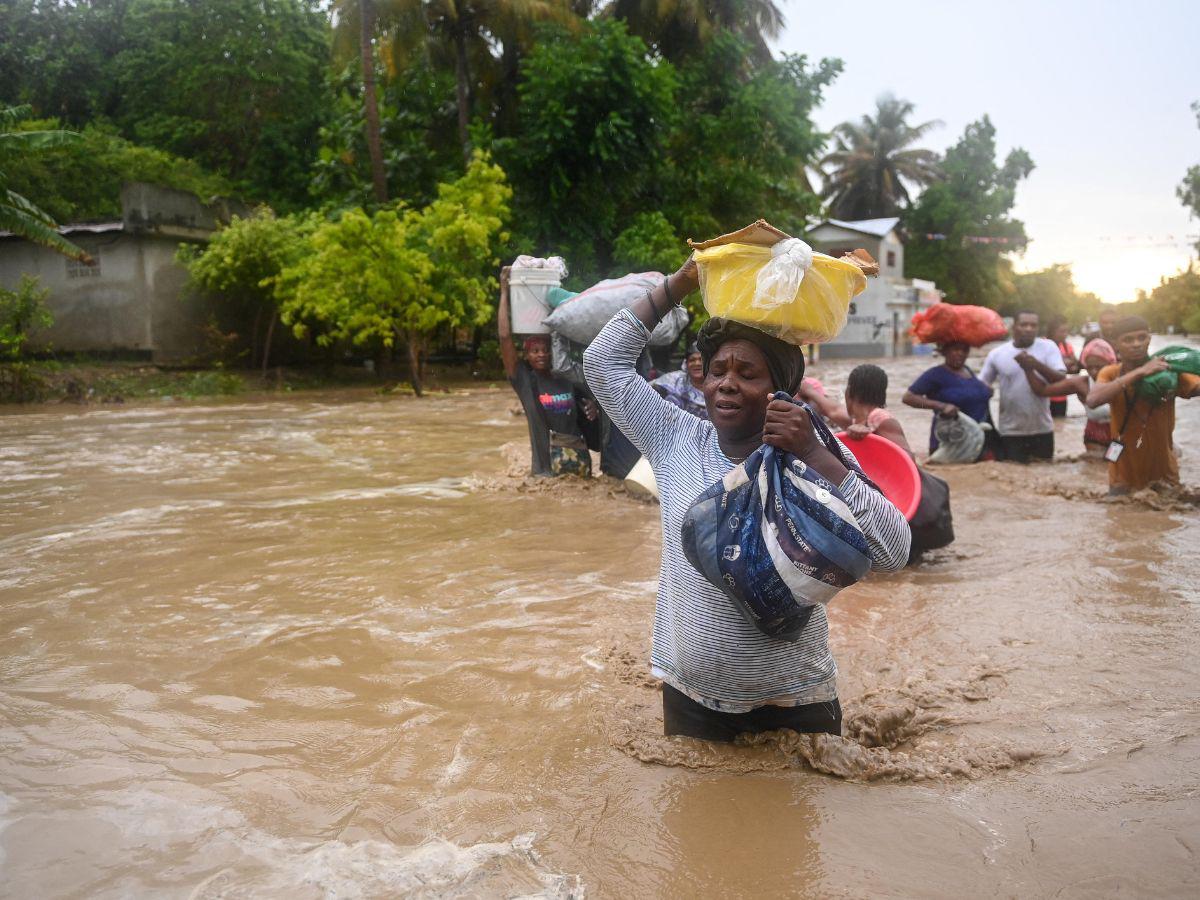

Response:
(498, 266), (597, 477)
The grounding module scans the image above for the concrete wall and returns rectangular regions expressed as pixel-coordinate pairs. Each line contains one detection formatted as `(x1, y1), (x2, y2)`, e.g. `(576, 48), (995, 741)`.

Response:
(806, 224), (905, 279)
(806, 224), (927, 359)
(0, 231), (214, 363)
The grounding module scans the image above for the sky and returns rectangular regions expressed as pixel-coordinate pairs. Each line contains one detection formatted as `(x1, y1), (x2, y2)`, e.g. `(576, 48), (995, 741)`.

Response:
(772, 0), (1200, 303)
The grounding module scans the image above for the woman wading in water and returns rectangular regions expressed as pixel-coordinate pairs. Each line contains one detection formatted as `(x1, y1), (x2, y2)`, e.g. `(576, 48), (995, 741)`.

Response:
(583, 258), (910, 743)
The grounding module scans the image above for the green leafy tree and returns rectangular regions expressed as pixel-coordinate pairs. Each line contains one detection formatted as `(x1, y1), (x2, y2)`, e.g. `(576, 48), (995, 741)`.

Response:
(277, 153), (510, 395)
(607, 0), (786, 64)
(0, 275), (53, 359)
(178, 209), (319, 373)
(0, 105), (89, 260)
(113, 0), (330, 207)
(0, 0), (128, 125)
(904, 116), (1034, 308)
(612, 211), (686, 274)
(310, 62), (462, 210)
(333, 0), (576, 173)
(1178, 100), (1200, 253)
(666, 34), (840, 239)
(1009, 264), (1103, 326)
(5, 119), (232, 224)
(1135, 265), (1200, 334)
(499, 19), (676, 283)
(820, 94), (942, 220)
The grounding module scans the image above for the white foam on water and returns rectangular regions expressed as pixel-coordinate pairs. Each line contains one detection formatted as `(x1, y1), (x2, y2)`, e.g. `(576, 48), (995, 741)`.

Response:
(60, 786), (583, 898)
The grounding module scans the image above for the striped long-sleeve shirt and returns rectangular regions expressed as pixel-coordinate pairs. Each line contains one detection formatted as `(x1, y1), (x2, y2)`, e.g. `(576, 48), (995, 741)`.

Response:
(583, 309), (911, 712)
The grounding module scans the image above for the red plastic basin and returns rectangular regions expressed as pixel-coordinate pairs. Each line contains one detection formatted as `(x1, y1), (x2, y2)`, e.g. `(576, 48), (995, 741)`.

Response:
(835, 432), (922, 521)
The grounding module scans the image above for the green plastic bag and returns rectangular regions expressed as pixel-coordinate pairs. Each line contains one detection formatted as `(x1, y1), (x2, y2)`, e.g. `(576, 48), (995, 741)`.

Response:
(546, 286), (578, 309)
(1136, 345), (1200, 403)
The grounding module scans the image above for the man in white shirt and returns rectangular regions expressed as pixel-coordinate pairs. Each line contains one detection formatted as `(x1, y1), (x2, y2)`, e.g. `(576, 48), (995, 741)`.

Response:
(979, 311), (1066, 462)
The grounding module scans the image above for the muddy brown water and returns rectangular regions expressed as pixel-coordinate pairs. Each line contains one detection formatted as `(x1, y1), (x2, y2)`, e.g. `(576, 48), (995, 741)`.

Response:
(2, 340), (1198, 898)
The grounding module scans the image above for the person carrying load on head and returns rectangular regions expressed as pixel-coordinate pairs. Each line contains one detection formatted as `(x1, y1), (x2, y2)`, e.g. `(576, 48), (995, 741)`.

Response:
(498, 266), (598, 477)
(1017, 338), (1118, 456)
(582, 223), (909, 745)
(901, 342), (997, 460)
(1085, 316), (1200, 493)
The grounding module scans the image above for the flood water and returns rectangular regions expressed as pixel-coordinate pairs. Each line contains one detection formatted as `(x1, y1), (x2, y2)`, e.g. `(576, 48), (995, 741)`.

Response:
(2, 341), (1198, 898)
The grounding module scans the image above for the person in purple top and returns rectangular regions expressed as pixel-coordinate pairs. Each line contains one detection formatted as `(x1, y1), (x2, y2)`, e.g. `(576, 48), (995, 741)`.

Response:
(902, 341), (998, 459)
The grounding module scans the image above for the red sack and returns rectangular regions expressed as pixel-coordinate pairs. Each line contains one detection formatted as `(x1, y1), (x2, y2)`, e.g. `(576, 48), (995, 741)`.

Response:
(910, 303), (1008, 347)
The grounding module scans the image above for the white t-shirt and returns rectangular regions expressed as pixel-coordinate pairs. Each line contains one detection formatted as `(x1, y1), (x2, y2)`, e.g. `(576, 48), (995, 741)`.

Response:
(980, 338), (1066, 436)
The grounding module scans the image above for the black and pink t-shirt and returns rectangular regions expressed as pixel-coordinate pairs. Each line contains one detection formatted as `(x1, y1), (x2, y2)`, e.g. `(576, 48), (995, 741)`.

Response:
(509, 362), (586, 475)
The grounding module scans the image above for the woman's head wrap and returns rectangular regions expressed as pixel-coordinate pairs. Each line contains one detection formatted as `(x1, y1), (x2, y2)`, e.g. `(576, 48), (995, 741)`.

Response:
(695, 317), (806, 394)
(522, 335), (550, 352)
(1080, 338), (1117, 365)
(1111, 315), (1150, 339)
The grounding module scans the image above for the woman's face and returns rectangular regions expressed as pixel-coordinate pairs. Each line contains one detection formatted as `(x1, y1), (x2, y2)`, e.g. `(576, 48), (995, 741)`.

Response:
(685, 352), (704, 385)
(525, 340), (551, 372)
(1083, 353), (1109, 380)
(702, 339), (774, 442)
(1117, 329), (1151, 365)
(942, 343), (969, 370)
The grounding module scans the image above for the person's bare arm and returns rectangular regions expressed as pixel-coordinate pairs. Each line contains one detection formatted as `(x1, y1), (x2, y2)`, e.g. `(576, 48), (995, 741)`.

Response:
(625, 258), (698, 332)
(1016, 352), (1066, 384)
(497, 266), (519, 379)
(1086, 358), (1168, 407)
(1023, 369), (1085, 398)
(872, 417), (914, 455)
(902, 390), (958, 420)
(797, 382), (851, 427)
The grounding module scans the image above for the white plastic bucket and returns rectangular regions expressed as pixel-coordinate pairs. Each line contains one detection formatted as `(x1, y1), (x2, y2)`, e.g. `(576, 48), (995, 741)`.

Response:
(510, 267), (560, 334)
(623, 456), (659, 501)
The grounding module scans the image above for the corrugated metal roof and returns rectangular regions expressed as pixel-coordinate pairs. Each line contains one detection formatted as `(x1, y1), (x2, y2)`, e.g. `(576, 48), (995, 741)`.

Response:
(813, 217), (901, 238)
(0, 221), (124, 240)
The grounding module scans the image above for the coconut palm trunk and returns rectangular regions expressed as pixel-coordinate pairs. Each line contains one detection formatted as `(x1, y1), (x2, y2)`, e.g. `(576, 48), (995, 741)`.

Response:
(360, 0), (389, 203)
(452, 25), (472, 163)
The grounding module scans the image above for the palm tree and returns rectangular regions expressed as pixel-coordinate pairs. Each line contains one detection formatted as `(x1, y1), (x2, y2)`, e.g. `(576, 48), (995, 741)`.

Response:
(820, 94), (943, 220)
(332, 1), (390, 202)
(336, 0), (577, 170)
(606, 0), (785, 64)
(0, 106), (90, 261)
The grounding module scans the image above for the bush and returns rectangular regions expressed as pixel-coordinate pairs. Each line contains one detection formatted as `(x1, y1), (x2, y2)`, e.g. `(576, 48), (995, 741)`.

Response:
(0, 275), (53, 359)
(0, 362), (49, 403)
(5, 120), (233, 224)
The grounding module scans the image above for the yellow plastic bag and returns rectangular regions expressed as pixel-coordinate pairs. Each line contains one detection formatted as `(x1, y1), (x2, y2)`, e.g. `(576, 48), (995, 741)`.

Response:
(693, 239), (868, 345)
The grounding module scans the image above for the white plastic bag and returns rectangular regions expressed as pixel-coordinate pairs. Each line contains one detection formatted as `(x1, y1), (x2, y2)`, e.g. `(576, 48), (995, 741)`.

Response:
(513, 255), (568, 278)
(753, 238), (814, 311)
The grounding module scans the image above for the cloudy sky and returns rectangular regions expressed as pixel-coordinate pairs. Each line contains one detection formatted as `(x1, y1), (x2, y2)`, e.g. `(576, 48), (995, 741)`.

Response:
(774, 0), (1199, 302)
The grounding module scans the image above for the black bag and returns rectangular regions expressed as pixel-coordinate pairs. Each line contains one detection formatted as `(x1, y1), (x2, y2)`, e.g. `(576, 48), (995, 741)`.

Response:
(907, 469), (954, 563)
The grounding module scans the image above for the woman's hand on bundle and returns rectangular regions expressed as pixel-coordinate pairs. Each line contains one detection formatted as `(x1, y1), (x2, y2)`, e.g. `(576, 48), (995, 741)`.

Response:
(938, 402), (959, 419)
(668, 255), (699, 299)
(1134, 357), (1169, 379)
(763, 395), (819, 457)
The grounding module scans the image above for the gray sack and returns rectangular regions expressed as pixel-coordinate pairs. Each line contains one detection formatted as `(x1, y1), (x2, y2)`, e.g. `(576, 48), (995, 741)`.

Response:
(543, 272), (688, 347)
(927, 411), (989, 465)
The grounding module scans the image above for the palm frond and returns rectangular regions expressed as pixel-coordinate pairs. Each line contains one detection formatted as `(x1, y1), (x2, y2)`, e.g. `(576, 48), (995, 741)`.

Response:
(1, 192), (91, 262)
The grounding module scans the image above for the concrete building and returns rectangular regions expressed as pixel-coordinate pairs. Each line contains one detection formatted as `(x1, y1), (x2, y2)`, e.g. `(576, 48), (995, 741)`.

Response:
(0, 183), (244, 363)
(805, 217), (940, 358)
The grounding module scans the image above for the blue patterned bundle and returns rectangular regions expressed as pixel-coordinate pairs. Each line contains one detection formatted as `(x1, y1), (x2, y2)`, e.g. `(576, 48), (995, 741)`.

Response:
(680, 393), (875, 642)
